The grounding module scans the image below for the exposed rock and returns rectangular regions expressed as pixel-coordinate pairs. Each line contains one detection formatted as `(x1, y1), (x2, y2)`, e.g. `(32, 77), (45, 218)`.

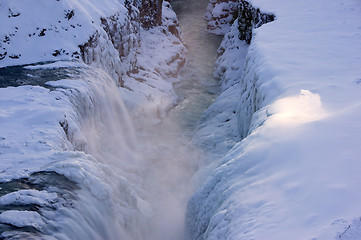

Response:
(9, 54), (21, 59)
(237, 0), (275, 43)
(8, 8), (20, 18)
(139, 0), (163, 29)
(65, 9), (75, 20)
(204, 0), (275, 41)
(0, 51), (7, 60)
(38, 28), (47, 37)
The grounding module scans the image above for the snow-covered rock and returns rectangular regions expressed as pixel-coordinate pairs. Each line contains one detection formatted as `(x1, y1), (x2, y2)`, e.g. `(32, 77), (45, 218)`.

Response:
(204, 0), (238, 35)
(0, 0), (183, 86)
(0, 210), (44, 229)
(0, 1), (186, 239)
(187, 0), (361, 239)
(236, 0), (275, 44)
(0, 0), (186, 124)
(0, 0), (132, 72)
(204, 0), (275, 39)
(192, 20), (248, 160)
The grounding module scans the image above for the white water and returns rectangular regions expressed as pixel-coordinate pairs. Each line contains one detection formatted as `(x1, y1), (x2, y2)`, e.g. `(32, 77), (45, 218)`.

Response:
(43, 69), (147, 240)
(137, 0), (223, 239)
(0, 0), (223, 239)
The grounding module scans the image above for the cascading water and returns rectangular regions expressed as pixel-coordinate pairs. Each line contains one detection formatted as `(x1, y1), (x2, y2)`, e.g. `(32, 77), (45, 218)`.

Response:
(0, 66), (149, 240)
(136, 0), (223, 239)
(0, 0), (223, 239)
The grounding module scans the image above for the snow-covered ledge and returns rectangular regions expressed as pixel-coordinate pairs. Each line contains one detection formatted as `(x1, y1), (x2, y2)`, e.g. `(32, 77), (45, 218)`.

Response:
(0, 0), (186, 125)
(0, 0), (136, 83)
(187, 0), (361, 239)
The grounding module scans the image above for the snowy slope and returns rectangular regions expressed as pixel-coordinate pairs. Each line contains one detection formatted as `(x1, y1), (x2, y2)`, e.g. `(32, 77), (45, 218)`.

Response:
(187, 0), (361, 239)
(0, 0), (128, 67)
(0, 0), (133, 62)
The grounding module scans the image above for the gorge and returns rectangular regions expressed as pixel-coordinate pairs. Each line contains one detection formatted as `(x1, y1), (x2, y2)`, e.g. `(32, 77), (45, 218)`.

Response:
(1, 0), (361, 240)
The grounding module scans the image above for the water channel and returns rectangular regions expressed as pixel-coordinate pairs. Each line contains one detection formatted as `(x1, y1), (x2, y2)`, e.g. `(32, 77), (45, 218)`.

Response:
(137, 0), (223, 239)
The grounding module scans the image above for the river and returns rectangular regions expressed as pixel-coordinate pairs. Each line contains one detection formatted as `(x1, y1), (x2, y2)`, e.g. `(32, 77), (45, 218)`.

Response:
(138, 0), (222, 239)
(0, 0), (223, 239)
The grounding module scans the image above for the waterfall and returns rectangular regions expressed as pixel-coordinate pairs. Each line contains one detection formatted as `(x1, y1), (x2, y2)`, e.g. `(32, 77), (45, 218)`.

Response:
(0, 0), (222, 239)
(0, 66), (151, 240)
(0, 61), (204, 239)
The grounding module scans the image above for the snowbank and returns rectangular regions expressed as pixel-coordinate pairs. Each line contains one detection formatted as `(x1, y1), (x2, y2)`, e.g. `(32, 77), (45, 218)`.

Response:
(187, 0), (361, 239)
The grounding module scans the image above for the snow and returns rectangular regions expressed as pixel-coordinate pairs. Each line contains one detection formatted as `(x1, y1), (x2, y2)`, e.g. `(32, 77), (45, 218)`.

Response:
(0, 210), (44, 229)
(204, 0), (238, 35)
(0, 1), (187, 238)
(0, 190), (57, 206)
(23, 61), (87, 70)
(0, 0), (143, 90)
(0, 85), (74, 181)
(119, 2), (186, 127)
(192, 21), (249, 161)
(0, 0), (128, 67)
(187, 0), (361, 239)
(120, 25), (186, 126)
(1, 0), (360, 238)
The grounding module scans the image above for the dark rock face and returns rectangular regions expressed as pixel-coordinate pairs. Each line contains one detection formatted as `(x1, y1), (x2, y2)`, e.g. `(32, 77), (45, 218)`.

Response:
(237, 0), (275, 43)
(204, 0), (274, 38)
(138, 0), (163, 29)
